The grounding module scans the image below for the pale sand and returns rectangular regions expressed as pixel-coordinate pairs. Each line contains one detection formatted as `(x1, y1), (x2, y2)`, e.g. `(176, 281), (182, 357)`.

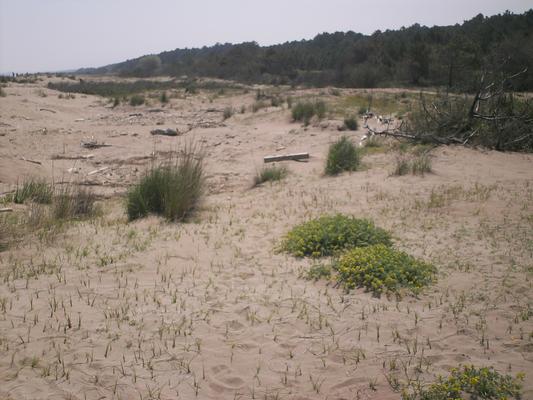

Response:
(0, 77), (532, 399)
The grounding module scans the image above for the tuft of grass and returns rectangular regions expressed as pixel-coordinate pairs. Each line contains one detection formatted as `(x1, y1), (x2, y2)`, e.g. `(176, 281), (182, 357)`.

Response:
(127, 144), (205, 222)
(325, 136), (361, 175)
(254, 165), (288, 186)
(343, 116), (358, 131)
(160, 91), (168, 103)
(223, 106), (234, 120)
(336, 244), (436, 295)
(403, 365), (524, 400)
(393, 153), (432, 176)
(292, 100), (326, 125)
(305, 264), (332, 281)
(281, 214), (392, 257)
(0, 86), (6, 97)
(129, 94), (145, 106)
(13, 179), (53, 204)
(53, 185), (97, 220)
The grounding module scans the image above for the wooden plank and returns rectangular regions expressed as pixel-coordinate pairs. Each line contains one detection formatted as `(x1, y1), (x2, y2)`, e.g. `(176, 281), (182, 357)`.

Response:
(0, 208), (13, 213)
(264, 152), (309, 163)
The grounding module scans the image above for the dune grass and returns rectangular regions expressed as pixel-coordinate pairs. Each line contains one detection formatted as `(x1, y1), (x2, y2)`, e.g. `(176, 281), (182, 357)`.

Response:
(253, 165), (288, 186)
(127, 145), (205, 222)
(325, 136), (361, 175)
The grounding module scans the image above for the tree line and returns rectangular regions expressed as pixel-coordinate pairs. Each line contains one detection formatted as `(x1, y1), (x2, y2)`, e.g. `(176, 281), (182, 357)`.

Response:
(79, 10), (533, 91)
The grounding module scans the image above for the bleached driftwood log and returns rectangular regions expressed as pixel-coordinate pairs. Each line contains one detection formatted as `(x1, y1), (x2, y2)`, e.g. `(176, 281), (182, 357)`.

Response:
(264, 153), (309, 163)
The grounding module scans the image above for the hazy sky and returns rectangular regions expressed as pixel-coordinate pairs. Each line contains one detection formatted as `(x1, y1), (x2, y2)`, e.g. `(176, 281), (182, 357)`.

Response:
(0, 0), (531, 73)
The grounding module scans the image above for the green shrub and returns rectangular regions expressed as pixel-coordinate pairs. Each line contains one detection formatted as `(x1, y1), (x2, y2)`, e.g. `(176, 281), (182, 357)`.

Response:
(129, 94), (145, 106)
(325, 136), (361, 175)
(127, 145), (204, 221)
(404, 365), (524, 400)
(160, 91), (168, 103)
(343, 116), (358, 131)
(53, 185), (96, 220)
(292, 100), (326, 125)
(254, 165), (287, 186)
(13, 179), (53, 204)
(336, 244), (435, 294)
(0, 87), (7, 97)
(281, 214), (392, 257)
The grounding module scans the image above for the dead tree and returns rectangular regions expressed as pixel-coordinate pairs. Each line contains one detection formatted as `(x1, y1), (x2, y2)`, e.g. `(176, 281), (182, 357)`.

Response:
(366, 67), (532, 152)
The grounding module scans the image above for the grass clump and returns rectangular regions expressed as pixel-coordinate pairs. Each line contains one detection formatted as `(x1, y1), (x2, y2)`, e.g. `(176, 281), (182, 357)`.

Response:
(223, 106), (234, 120)
(254, 165), (287, 186)
(127, 145), (204, 222)
(53, 185), (97, 220)
(281, 214), (392, 258)
(13, 179), (53, 204)
(393, 153), (432, 176)
(403, 365), (524, 400)
(129, 94), (145, 106)
(336, 244), (435, 295)
(343, 116), (358, 131)
(325, 136), (361, 175)
(292, 100), (326, 125)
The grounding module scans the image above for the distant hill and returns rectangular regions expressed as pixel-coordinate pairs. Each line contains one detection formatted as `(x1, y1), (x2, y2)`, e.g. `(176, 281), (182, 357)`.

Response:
(78, 10), (533, 90)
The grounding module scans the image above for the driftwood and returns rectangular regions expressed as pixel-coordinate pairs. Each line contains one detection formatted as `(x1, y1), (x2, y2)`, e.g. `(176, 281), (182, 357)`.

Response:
(264, 152), (309, 163)
(52, 154), (94, 160)
(20, 157), (42, 165)
(151, 128), (178, 137)
(81, 139), (111, 149)
(39, 108), (57, 113)
(0, 208), (13, 213)
(87, 167), (109, 176)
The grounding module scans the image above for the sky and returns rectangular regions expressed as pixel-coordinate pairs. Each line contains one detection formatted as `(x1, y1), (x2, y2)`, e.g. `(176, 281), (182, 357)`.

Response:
(0, 0), (531, 74)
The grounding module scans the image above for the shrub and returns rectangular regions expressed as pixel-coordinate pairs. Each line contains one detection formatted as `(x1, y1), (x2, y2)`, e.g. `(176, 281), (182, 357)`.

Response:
(13, 179), (53, 204)
(292, 100), (326, 125)
(336, 244), (435, 295)
(160, 91), (168, 103)
(127, 145), (204, 221)
(112, 97), (120, 107)
(325, 136), (361, 175)
(0, 87), (6, 97)
(53, 185), (96, 220)
(281, 214), (392, 257)
(343, 116), (358, 131)
(129, 95), (145, 106)
(404, 365), (524, 400)
(223, 106), (234, 120)
(254, 165), (287, 186)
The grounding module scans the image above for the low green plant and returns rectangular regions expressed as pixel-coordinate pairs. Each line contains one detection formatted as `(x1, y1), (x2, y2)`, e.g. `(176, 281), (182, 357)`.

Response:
(325, 136), (361, 175)
(129, 94), (145, 106)
(160, 91), (168, 103)
(343, 116), (358, 131)
(393, 156), (411, 176)
(403, 365), (524, 400)
(336, 244), (435, 295)
(127, 145), (204, 221)
(254, 165), (288, 186)
(13, 179), (53, 204)
(306, 264), (332, 281)
(0, 86), (7, 97)
(281, 214), (392, 257)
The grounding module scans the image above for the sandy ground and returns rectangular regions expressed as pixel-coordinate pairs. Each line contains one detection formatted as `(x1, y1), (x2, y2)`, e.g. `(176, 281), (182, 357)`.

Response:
(0, 77), (532, 400)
